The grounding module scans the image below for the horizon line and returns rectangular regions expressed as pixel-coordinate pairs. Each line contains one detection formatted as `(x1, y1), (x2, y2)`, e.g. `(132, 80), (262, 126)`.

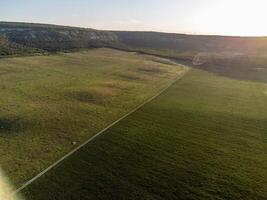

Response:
(1, 20), (267, 38)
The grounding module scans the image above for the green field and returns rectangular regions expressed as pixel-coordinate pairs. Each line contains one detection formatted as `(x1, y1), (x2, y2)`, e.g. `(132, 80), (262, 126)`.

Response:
(20, 69), (267, 200)
(0, 48), (186, 187)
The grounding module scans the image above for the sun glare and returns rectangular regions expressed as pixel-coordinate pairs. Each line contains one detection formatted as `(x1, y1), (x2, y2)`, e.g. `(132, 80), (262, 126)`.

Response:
(0, 169), (21, 200)
(195, 0), (267, 36)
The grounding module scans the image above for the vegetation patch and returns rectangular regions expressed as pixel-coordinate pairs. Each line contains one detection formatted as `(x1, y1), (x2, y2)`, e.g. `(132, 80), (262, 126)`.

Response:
(117, 72), (146, 81)
(67, 87), (118, 105)
(0, 68), (14, 76)
(102, 81), (132, 90)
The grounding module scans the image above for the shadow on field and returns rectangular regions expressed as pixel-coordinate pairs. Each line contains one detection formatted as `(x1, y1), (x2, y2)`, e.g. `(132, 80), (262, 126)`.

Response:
(66, 87), (119, 105)
(0, 118), (19, 136)
(136, 66), (165, 73)
(177, 55), (267, 84)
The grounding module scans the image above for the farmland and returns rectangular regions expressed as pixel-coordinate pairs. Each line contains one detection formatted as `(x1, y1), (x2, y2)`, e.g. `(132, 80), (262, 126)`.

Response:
(0, 48), (186, 187)
(1, 21), (267, 200)
(21, 69), (267, 200)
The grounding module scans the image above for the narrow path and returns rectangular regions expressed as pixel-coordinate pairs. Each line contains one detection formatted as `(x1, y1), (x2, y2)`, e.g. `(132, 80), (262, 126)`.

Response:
(13, 65), (189, 196)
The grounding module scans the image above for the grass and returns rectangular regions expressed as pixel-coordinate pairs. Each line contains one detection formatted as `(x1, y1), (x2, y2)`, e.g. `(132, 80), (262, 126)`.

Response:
(192, 54), (267, 84)
(21, 69), (267, 200)
(112, 45), (267, 84)
(0, 48), (186, 187)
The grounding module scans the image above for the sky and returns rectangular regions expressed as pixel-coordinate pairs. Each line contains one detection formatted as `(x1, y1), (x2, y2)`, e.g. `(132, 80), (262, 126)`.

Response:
(1, 0), (267, 36)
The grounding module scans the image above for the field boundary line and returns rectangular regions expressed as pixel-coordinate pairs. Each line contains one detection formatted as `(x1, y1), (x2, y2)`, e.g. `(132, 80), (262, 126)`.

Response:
(13, 67), (189, 195)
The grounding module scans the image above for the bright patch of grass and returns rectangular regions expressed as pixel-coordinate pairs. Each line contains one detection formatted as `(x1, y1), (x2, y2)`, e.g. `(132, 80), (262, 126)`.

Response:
(21, 69), (267, 199)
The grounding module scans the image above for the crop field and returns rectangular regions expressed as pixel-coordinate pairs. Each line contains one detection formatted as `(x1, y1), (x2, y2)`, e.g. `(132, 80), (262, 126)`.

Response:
(0, 48), (186, 187)
(20, 69), (267, 200)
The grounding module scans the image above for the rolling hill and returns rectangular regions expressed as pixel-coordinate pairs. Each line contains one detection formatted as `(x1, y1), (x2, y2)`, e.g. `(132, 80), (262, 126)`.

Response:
(114, 31), (267, 54)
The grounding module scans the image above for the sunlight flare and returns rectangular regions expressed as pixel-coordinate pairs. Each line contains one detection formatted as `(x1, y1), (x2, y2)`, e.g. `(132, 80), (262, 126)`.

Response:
(197, 0), (267, 36)
(0, 169), (21, 200)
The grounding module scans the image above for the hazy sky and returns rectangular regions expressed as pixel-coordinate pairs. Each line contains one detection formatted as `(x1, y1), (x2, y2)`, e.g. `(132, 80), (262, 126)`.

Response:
(1, 0), (267, 36)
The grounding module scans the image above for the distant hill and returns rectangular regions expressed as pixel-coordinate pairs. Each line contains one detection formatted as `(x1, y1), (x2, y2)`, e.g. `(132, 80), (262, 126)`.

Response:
(0, 22), (118, 53)
(114, 31), (267, 54)
(1, 22), (267, 57)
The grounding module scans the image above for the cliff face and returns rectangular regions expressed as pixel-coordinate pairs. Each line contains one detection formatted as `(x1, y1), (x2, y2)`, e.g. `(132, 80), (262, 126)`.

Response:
(0, 22), (118, 52)
(0, 34), (43, 56)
